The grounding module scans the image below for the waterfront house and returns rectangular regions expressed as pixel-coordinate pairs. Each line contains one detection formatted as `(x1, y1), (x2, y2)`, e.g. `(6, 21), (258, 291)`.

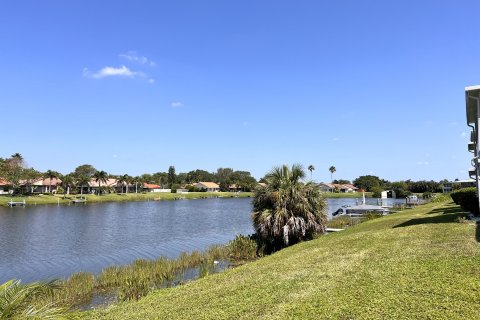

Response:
(0, 179), (12, 194)
(25, 178), (63, 193)
(229, 184), (241, 192)
(194, 182), (220, 192)
(88, 178), (118, 194)
(143, 183), (162, 192)
(319, 183), (358, 193)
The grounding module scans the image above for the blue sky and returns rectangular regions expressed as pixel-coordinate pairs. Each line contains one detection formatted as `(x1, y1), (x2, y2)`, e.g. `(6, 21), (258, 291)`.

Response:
(0, 0), (478, 182)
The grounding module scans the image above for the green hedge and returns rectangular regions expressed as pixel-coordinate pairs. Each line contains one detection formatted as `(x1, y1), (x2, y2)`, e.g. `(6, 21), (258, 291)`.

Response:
(450, 187), (479, 215)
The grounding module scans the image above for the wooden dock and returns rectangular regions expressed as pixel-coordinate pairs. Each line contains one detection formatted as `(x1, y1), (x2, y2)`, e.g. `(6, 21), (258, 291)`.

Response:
(7, 199), (26, 207)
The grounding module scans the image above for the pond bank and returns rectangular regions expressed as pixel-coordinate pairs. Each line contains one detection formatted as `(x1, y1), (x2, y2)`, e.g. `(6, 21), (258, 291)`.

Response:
(84, 199), (480, 319)
(0, 191), (371, 207)
(0, 192), (253, 207)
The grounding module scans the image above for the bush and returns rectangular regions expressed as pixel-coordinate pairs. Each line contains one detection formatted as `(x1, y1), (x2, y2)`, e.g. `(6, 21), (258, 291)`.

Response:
(422, 192), (432, 199)
(227, 235), (258, 261)
(371, 187), (383, 198)
(171, 184), (180, 193)
(394, 188), (412, 198)
(451, 188), (479, 215)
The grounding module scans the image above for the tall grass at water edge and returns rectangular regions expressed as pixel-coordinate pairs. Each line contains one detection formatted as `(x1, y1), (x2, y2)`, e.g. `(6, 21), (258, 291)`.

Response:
(36, 236), (258, 310)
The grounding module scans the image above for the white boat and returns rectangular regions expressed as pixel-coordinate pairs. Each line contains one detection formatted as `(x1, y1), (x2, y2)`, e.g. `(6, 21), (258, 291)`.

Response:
(332, 192), (389, 217)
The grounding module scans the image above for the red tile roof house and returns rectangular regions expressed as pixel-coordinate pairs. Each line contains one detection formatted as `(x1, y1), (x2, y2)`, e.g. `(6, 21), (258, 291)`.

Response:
(143, 183), (162, 192)
(0, 178), (12, 195)
(194, 182), (220, 192)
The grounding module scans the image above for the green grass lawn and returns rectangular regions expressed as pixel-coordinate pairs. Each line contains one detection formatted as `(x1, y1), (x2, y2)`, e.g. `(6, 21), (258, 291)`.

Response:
(84, 200), (480, 319)
(0, 192), (253, 206)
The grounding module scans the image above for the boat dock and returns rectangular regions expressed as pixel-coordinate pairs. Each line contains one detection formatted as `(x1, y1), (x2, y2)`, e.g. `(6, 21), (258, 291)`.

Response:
(72, 197), (87, 203)
(7, 199), (26, 207)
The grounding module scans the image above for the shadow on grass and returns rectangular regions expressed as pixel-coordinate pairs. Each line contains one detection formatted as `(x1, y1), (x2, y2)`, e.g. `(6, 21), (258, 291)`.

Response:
(427, 206), (465, 215)
(394, 206), (464, 229)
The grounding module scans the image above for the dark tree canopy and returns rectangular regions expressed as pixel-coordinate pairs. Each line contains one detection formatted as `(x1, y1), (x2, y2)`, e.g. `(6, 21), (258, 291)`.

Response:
(74, 164), (97, 177)
(353, 175), (383, 191)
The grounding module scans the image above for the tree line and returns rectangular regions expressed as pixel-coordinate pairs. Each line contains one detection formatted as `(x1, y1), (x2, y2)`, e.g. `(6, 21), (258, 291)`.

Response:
(0, 153), (258, 195)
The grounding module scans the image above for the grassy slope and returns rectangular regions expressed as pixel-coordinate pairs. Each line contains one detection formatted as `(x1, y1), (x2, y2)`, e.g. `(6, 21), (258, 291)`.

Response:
(0, 192), (252, 206)
(86, 200), (480, 320)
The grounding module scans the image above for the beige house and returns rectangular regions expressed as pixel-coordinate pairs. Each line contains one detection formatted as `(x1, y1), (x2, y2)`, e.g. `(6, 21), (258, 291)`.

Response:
(194, 182), (220, 192)
(319, 183), (358, 193)
(29, 178), (63, 193)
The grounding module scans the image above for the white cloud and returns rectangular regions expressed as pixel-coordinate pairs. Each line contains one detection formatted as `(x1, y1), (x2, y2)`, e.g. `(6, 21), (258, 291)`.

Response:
(112, 154), (118, 158)
(461, 131), (467, 137)
(148, 78), (155, 84)
(171, 102), (183, 108)
(83, 65), (143, 79)
(416, 161), (429, 165)
(120, 51), (156, 66)
(332, 137), (340, 141)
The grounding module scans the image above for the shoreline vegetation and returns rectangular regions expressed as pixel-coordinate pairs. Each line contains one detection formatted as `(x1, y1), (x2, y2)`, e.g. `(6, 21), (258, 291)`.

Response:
(25, 235), (258, 313)
(80, 196), (479, 319)
(0, 191), (372, 207)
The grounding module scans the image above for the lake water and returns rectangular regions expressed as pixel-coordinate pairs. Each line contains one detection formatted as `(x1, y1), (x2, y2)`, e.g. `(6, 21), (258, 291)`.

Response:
(0, 197), (406, 283)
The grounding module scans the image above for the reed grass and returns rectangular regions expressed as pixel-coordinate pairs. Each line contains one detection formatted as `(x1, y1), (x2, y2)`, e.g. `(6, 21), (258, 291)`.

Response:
(34, 240), (257, 310)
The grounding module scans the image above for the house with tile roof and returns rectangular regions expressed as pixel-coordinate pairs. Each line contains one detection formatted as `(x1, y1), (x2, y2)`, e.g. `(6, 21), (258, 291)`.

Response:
(194, 182), (220, 192)
(319, 183), (358, 193)
(0, 178), (12, 194)
(143, 183), (162, 192)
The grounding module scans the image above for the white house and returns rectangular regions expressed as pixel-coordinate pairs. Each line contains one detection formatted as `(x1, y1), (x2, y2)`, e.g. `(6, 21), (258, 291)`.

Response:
(194, 182), (220, 192)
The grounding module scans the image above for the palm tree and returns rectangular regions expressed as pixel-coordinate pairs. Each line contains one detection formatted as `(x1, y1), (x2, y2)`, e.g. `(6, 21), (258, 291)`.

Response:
(60, 174), (75, 195)
(307, 165), (315, 179)
(252, 164), (327, 253)
(132, 176), (143, 193)
(117, 174), (131, 193)
(329, 166), (336, 183)
(75, 174), (90, 195)
(44, 170), (59, 193)
(0, 279), (70, 319)
(92, 170), (109, 195)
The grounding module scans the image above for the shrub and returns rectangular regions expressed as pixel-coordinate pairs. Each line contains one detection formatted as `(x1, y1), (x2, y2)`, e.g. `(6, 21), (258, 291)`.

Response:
(327, 216), (354, 229)
(394, 188), (412, 198)
(227, 235), (258, 261)
(451, 188), (479, 215)
(362, 212), (383, 221)
(422, 192), (432, 199)
(371, 187), (383, 198)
